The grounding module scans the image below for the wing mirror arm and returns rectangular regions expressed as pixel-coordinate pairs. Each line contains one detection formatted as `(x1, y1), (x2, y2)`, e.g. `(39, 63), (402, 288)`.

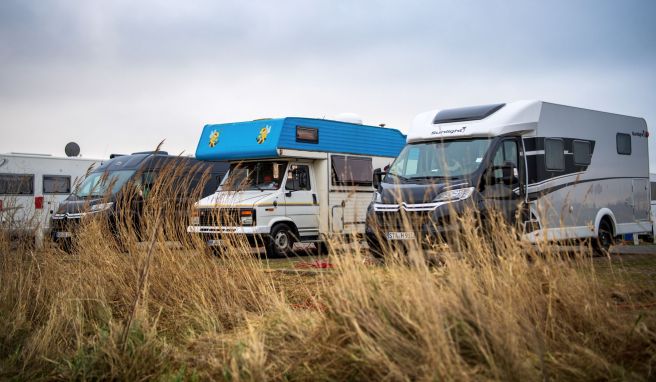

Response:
(373, 168), (385, 190)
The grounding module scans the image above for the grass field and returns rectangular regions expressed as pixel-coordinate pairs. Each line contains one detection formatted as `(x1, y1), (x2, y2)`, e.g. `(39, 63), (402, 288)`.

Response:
(1, 171), (655, 381)
(1, 237), (655, 381)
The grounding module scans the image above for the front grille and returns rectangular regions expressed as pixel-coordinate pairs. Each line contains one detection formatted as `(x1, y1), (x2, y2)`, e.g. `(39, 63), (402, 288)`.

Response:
(50, 216), (81, 231)
(375, 211), (435, 231)
(198, 208), (241, 226)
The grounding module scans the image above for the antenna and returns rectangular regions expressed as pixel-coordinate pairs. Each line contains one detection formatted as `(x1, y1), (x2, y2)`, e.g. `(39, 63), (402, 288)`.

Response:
(65, 142), (81, 157)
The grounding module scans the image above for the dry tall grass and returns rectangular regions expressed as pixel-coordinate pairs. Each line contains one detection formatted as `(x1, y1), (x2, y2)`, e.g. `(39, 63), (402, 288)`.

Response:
(1, 162), (655, 381)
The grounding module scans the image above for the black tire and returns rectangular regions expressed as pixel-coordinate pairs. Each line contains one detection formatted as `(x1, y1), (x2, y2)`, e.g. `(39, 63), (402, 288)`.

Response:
(266, 224), (296, 258)
(594, 219), (614, 256)
(366, 235), (385, 259)
(315, 241), (329, 255)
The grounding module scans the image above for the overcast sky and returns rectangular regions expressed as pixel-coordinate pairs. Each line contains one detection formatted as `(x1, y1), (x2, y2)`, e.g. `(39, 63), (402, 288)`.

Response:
(1, 0), (655, 165)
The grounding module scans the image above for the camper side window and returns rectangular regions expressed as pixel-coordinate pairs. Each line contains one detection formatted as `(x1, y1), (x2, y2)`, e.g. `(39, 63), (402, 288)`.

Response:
(331, 155), (373, 187)
(545, 138), (565, 171)
(616, 133), (631, 155)
(572, 140), (591, 166)
(43, 175), (71, 194)
(0, 174), (34, 195)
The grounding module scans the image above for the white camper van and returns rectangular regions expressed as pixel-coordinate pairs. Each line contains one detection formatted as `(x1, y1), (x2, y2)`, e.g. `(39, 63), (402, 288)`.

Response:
(650, 173), (656, 241)
(187, 117), (406, 256)
(366, 101), (651, 253)
(0, 152), (101, 246)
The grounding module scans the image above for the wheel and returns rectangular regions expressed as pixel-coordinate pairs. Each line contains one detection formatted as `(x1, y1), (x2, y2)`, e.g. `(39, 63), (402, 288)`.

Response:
(594, 219), (614, 256)
(366, 235), (384, 259)
(315, 241), (329, 255)
(266, 224), (296, 258)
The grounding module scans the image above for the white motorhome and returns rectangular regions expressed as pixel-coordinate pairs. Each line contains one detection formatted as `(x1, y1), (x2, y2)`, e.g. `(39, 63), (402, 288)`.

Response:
(366, 101), (651, 253)
(0, 152), (101, 246)
(187, 117), (406, 256)
(650, 173), (656, 240)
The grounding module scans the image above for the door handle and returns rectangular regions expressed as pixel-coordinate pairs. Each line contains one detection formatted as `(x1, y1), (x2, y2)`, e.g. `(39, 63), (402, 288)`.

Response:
(312, 194), (317, 205)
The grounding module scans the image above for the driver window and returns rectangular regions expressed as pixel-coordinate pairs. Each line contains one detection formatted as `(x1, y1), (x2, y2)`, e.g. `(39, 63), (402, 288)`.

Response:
(286, 165), (311, 191)
(492, 140), (519, 178)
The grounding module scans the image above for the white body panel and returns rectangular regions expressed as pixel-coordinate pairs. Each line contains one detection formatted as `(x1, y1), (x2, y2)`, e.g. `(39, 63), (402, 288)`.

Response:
(408, 101), (651, 242)
(188, 152), (396, 242)
(0, 153), (101, 245)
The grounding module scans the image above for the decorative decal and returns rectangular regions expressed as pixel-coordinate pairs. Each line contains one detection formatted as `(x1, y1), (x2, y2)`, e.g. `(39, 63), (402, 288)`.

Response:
(208, 130), (220, 148)
(431, 126), (467, 136)
(256, 125), (271, 144)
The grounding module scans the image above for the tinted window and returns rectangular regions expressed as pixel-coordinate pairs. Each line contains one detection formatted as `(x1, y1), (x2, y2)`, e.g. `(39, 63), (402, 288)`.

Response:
(651, 182), (656, 201)
(286, 164), (311, 191)
(433, 103), (505, 124)
(492, 140), (519, 178)
(617, 133), (631, 155)
(332, 155), (373, 186)
(296, 126), (319, 143)
(573, 140), (591, 165)
(0, 174), (34, 195)
(388, 139), (492, 179)
(43, 175), (71, 194)
(545, 138), (565, 171)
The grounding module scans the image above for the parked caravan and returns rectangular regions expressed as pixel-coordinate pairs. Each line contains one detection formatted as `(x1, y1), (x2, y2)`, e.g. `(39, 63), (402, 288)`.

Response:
(0, 152), (101, 246)
(650, 173), (656, 240)
(366, 101), (651, 254)
(188, 117), (406, 256)
(51, 151), (229, 245)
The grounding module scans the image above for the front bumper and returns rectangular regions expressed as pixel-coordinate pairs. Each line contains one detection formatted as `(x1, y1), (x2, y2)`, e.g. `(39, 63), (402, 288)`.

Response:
(187, 225), (270, 235)
(187, 225), (272, 247)
(366, 201), (468, 243)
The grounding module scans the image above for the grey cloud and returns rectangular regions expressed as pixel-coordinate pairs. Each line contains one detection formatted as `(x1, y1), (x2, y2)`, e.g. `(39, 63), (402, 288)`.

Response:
(0, 0), (655, 165)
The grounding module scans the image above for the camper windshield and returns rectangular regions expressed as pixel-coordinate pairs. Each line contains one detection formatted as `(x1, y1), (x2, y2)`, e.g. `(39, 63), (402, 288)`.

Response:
(75, 170), (135, 197)
(219, 161), (287, 191)
(387, 138), (492, 180)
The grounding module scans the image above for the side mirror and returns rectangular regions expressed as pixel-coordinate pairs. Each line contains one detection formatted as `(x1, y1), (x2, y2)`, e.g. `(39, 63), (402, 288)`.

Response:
(373, 168), (383, 189)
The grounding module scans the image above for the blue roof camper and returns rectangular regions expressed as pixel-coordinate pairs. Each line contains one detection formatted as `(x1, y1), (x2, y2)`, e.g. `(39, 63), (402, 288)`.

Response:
(195, 117), (406, 160)
(190, 117), (406, 257)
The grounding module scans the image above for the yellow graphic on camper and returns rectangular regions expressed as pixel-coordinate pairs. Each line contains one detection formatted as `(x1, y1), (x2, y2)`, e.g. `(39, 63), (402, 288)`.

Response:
(256, 125), (271, 144)
(208, 130), (220, 148)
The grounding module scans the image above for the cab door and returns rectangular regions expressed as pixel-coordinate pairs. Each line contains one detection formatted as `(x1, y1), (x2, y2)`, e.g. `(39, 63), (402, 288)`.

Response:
(284, 163), (320, 239)
(480, 138), (526, 225)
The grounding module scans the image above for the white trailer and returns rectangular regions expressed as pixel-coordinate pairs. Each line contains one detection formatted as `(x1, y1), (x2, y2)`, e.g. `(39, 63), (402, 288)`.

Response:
(366, 101), (651, 253)
(0, 153), (101, 246)
(187, 117), (406, 256)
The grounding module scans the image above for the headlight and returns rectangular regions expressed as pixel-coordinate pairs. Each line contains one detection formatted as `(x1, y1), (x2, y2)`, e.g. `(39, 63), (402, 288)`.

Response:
(240, 209), (255, 226)
(433, 187), (474, 203)
(90, 202), (114, 212)
(190, 208), (200, 226)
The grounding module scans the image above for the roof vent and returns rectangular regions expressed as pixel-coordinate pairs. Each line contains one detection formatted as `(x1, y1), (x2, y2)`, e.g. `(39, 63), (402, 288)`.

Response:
(64, 142), (80, 157)
(334, 113), (363, 125)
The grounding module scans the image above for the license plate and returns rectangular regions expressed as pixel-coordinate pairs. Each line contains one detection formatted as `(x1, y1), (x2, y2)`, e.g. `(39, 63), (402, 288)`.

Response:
(207, 239), (222, 246)
(55, 231), (72, 238)
(386, 231), (416, 240)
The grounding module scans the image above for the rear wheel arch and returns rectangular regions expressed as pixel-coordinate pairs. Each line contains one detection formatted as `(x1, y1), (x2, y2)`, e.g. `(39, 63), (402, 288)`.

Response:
(594, 209), (617, 236)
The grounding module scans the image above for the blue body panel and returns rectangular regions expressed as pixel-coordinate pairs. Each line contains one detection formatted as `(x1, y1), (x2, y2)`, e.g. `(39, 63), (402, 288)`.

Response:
(195, 117), (406, 161)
